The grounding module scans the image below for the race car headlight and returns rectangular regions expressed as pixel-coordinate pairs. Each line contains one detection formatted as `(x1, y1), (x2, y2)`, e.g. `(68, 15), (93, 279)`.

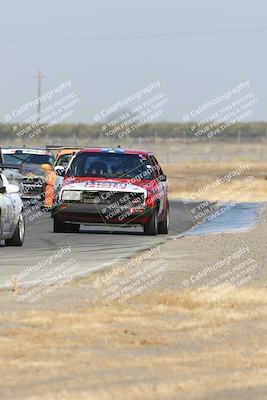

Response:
(62, 190), (82, 201)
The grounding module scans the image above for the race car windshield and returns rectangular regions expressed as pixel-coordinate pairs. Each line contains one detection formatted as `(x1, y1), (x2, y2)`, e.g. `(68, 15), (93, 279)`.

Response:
(3, 153), (54, 165)
(67, 152), (155, 180)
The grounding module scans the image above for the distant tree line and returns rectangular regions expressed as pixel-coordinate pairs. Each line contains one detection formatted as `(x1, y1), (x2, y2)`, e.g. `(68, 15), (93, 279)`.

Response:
(1, 122), (267, 141)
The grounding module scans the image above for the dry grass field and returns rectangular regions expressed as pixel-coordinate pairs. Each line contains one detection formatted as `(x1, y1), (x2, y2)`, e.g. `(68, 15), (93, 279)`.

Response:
(1, 287), (266, 400)
(1, 139), (267, 399)
(164, 161), (267, 201)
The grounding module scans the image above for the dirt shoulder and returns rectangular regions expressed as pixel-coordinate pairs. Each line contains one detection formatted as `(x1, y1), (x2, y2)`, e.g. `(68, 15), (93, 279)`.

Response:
(1, 287), (266, 400)
(1, 205), (267, 399)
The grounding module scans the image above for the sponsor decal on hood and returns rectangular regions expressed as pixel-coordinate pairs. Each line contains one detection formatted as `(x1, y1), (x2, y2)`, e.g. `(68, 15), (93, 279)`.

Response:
(61, 179), (147, 196)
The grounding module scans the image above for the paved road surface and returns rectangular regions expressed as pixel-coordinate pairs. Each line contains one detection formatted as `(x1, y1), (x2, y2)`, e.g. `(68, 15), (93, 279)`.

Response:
(0, 200), (200, 287)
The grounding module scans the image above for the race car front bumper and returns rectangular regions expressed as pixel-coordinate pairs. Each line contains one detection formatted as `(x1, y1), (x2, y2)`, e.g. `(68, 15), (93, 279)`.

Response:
(53, 202), (154, 225)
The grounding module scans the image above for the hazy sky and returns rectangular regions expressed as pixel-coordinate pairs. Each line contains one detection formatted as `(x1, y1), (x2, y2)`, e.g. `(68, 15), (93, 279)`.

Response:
(0, 0), (266, 123)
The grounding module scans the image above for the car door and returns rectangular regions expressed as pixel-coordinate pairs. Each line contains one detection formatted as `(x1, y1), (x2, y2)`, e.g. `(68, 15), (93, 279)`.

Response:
(0, 185), (6, 238)
(0, 173), (15, 236)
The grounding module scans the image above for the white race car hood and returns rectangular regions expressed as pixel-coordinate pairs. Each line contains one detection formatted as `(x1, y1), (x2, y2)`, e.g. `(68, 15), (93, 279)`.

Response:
(60, 179), (147, 198)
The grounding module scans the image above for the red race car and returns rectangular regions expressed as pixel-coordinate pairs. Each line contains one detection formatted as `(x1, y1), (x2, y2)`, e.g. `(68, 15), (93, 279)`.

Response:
(53, 147), (169, 235)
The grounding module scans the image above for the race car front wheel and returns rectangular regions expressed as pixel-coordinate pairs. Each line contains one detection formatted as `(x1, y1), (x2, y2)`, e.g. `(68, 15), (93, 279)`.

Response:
(53, 216), (80, 233)
(144, 211), (158, 235)
(158, 203), (169, 234)
(5, 213), (25, 246)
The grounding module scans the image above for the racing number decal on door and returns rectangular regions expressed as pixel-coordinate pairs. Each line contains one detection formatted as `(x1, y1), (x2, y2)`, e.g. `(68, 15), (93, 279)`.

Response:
(0, 198), (12, 234)
(2, 195), (15, 233)
(5, 202), (13, 225)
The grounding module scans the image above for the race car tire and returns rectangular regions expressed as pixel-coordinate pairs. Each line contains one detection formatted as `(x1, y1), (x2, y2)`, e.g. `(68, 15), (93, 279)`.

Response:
(68, 224), (80, 233)
(53, 216), (69, 233)
(53, 216), (80, 233)
(5, 213), (25, 246)
(144, 211), (158, 235)
(158, 203), (169, 234)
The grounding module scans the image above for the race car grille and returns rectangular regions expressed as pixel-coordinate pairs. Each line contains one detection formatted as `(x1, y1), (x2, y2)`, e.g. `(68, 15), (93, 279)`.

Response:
(82, 191), (144, 206)
(22, 177), (42, 185)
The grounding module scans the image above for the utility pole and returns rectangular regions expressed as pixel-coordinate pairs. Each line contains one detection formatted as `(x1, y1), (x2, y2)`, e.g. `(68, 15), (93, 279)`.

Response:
(34, 69), (45, 124)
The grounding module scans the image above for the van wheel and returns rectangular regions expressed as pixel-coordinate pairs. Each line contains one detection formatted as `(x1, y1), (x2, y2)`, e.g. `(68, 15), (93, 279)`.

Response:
(158, 204), (169, 234)
(5, 213), (25, 246)
(144, 211), (158, 235)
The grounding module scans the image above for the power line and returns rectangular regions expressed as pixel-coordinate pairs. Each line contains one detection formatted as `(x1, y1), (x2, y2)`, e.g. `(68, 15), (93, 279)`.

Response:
(2, 27), (267, 44)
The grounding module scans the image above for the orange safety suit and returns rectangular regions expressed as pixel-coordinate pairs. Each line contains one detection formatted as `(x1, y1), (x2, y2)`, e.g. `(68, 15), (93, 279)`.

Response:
(41, 165), (57, 208)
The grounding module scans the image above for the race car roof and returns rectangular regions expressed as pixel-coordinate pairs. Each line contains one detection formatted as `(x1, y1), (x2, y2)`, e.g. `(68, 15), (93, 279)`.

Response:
(79, 148), (152, 156)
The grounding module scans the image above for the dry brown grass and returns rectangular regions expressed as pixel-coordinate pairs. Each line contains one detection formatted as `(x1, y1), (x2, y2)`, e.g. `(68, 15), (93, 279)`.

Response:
(1, 287), (266, 399)
(163, 162), (267, 202)
(2, 140), (267, 399)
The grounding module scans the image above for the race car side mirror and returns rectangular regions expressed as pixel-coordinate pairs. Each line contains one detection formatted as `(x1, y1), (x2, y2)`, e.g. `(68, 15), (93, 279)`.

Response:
(55, 166), (65, 176)
(159, 174), (167, 182)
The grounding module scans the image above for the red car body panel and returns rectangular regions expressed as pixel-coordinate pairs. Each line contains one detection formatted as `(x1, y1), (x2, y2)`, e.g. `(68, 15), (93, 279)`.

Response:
(55, 148), (168, 229)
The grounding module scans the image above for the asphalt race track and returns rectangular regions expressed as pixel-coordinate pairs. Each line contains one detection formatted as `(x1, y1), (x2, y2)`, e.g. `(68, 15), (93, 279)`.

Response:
(0, 200), (200, 288)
